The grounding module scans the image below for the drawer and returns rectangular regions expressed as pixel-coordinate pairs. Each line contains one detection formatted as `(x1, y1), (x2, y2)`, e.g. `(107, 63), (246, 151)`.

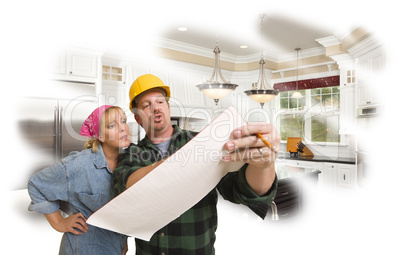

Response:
(284, 159), (320, 169)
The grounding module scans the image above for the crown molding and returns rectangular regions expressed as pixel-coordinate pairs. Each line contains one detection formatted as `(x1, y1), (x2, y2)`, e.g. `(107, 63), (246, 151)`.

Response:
(347, 34), (383, 58)
(316, 35), (342, 47)
(272, 61), (336, 73)
(154, 36), (240, 63)
(277, 47), (326, 63)
(328, 53), (355, 65)
(333, 24), (362, 40)
(154, 37), (326, 65)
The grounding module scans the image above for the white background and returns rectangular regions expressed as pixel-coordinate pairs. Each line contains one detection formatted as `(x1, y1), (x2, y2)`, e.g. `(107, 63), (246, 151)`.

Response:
(2, 0), (401, 254)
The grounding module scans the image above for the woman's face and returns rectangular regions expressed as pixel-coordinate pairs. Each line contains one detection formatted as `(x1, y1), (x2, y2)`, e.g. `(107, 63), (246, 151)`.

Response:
(99, 108), (130, 149)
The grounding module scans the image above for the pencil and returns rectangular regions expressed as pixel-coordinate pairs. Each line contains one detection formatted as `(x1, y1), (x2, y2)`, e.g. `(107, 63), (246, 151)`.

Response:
(246, 122), (274, 151)
(256, 133), (274, 150)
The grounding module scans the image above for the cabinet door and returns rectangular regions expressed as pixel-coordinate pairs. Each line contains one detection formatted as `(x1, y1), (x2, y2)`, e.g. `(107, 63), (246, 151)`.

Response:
(337, 164), (356, 189)
(339, 85), (356, 134)
(101, 86), (127, 109)
(67, 51), (97, 78)
(322, 163), (338, 188)
(357, 85), (371, 106)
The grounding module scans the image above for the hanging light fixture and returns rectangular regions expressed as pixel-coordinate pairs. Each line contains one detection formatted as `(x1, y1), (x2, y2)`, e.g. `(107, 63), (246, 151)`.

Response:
(291, 48), (303, 98)
(196, 41), (238, 105)
(244, 14), (279, 108)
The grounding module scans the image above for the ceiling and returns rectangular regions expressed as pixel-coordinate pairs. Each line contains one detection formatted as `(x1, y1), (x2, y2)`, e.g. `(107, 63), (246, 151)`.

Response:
(5, 0), (391, 65)
(160, 13), (339, 58)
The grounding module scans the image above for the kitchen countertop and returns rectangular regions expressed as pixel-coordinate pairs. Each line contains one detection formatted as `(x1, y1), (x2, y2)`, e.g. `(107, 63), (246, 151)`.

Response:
(282, 153), (355, 164)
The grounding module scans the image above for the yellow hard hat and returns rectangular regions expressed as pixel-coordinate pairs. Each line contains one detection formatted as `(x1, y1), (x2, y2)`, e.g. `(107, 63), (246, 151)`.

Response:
(129, 74), (170, 113)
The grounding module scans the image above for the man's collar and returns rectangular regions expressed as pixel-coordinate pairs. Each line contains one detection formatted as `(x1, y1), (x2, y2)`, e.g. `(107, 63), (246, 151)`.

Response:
(139, 125), (182, 147)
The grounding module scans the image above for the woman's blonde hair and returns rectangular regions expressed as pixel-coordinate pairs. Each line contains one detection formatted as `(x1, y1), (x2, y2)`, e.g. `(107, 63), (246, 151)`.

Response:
(83, 106), (126, 152)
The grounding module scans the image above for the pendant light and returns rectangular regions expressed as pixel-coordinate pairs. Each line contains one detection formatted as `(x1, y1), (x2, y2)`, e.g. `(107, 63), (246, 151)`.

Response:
(291, 48), (303, 98)
(196, 41), (238, 105)
(244, 14), (279, 108)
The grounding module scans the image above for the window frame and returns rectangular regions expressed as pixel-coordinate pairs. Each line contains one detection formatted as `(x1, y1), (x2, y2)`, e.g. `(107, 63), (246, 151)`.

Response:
(275, 86), (341, 146)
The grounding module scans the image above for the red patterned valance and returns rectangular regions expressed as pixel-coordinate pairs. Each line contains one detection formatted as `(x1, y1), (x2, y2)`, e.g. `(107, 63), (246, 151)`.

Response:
(273, 75), (340, 92)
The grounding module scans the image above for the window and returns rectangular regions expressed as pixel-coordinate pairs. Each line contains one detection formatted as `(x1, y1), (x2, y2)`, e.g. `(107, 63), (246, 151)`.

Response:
(280, 90), (306, 110)
(276, 86), (340, 144)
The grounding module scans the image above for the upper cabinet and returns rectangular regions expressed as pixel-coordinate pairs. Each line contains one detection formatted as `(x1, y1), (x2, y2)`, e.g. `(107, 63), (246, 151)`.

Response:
(50, 46), (103, 83)
(102, 62), (126, 86)
(67, 51), (98, 79)
(349, 37), (385, 106)
(355, 47), (385, 106)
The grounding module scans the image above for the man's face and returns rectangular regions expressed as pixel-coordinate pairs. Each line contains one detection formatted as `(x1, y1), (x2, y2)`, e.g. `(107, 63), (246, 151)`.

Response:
(134, 90), (171, 137)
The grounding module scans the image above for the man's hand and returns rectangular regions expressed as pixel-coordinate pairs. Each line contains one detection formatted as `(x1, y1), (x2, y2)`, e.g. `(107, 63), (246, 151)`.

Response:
(45, 211), (88, 235)
(222, 123), (280, 195)
(222, 123), (280, 166)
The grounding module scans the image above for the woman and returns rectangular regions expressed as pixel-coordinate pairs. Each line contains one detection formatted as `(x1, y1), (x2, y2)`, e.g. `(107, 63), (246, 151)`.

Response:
(28, 105), (130, 255)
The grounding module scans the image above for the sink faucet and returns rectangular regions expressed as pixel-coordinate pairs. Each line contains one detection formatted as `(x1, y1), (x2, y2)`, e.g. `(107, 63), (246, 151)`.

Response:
(271, 201), (279, 220)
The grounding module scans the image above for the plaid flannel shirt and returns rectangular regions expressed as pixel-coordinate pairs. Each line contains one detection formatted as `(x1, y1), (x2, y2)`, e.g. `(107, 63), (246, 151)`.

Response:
(113, 125), (277, 255)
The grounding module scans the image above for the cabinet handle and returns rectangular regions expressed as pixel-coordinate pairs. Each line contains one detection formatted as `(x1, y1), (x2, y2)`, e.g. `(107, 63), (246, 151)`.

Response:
(69, 71), (72, 75)
(343, 174), (346, 180)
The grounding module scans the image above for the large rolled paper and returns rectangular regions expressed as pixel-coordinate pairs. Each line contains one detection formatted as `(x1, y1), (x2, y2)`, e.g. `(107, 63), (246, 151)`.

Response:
(87, 106), (246, 241)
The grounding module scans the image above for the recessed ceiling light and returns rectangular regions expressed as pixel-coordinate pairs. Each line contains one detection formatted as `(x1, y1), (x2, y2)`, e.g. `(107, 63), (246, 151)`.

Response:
(178, 27), (188, 32)
(240, 45), (248, 49)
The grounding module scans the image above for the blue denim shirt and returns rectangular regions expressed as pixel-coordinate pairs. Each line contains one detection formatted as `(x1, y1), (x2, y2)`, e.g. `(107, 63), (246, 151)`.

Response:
(28, 145), (126, 255)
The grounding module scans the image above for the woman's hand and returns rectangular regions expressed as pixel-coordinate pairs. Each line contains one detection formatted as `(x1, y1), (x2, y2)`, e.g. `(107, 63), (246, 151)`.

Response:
(45, 211), (88, 235)
(122, 241), (128, 255)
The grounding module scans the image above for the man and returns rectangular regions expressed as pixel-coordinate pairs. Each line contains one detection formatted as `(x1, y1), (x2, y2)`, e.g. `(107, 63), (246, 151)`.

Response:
(113, 74), (280, 254)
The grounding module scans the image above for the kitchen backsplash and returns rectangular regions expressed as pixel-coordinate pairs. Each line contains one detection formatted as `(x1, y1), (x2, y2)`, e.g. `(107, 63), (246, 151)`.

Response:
(277, 134), (356, 160)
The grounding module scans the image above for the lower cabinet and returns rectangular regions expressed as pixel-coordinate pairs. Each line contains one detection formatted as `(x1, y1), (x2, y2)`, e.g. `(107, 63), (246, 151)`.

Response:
(321, 162), (357, 189)
(282, 159), (357, 190)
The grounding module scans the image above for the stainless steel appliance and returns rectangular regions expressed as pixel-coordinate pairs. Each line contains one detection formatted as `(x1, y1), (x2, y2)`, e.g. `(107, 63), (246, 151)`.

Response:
(15, 80), (97, 190)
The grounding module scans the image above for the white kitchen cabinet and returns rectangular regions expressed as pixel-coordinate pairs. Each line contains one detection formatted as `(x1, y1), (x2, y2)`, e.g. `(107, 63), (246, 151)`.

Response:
(337, 164), (355, 189)
(355, 46), (385, 106)
(50, 46), (102, 83)
(67, 51), (98, 78)
(282, 159), (322, 169)
(322, 162), (357, 189)
(102, 57), (127, 86)
(356, 84), (383, 106)
(100, 60), (129, 110)
(339, 84), (356, 135)
(281, 159), (357, 190)
(101, 85), (128, 110)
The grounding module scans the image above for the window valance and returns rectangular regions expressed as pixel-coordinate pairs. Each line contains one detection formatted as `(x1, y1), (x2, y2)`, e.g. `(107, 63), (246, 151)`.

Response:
(273, 75), (340, 92)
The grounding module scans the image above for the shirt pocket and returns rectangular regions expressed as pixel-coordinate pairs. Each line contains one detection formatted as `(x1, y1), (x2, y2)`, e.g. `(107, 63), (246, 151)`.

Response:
(75, 192), (104, 213)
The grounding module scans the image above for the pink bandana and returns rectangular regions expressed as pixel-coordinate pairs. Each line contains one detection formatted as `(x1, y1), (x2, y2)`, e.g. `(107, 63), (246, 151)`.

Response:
(80, 105), (113, 139)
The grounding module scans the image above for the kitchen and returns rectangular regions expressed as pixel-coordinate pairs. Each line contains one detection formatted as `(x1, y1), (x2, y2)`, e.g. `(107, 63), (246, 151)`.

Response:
(4, 1), (399, 254)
